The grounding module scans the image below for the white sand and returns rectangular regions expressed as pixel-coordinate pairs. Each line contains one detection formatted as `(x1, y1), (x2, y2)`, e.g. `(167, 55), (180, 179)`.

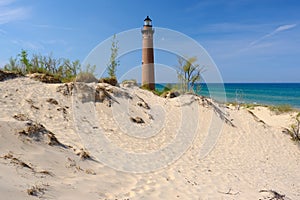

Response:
(0, 77), (299, 199)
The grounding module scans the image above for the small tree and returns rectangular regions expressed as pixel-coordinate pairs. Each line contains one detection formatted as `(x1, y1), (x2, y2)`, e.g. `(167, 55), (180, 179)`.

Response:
(57, 59), (81, 82)
(107, 34), (119, 79)
(30, 54), (41, 73)
(19, 50), (32, 73)
(176, 56), (203, 93)
(42, 54), (61, 74)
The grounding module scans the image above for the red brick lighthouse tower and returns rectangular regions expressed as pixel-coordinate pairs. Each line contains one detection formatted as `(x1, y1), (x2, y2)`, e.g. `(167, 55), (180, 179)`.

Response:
(141, 16), (155, 90)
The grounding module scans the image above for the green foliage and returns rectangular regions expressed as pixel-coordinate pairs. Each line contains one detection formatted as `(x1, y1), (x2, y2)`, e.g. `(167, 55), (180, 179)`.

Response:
(4, 57), (22, 73)
(164, 83), (173, 91)
(57, 59), (81, 82)
(107, 34), (119, 80)
(152, 90), (163, 96)
(284, 113), (300, 143)
(2, 50), (83, 83)
(154, 84), (173, 96)
(226, 103), (297, 113)
(99, 77), (118, 86)
(76, 64), (97, 83)
(176, 56), (203, 93)
(30, 53), (62, 75)
(141, 84), (156, 93)
(19, 50), (32, 73)
(153, 89), (166, 96)
(240, 103), (264, 110)
(141, 83), (176, 96)
(153, 89), (163, 96)
(268, 104), (293, 114)
(140, 83), (156, 91)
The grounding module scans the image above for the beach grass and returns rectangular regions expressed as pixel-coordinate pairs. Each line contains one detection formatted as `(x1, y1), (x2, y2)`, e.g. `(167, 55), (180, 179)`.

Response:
(268, 104), (294, 114)
(283, 112), (300, 143)
(226, 102), (297, 114)
(226, 102), (265, 110)
(141, 83), (174, 96)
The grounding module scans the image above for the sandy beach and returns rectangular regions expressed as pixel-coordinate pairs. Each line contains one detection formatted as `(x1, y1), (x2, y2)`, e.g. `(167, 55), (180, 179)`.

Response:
(0, 76), (299, 200)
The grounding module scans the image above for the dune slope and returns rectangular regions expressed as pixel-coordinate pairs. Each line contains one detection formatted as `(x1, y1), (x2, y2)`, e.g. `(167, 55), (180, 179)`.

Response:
(0, 77), (299, 200)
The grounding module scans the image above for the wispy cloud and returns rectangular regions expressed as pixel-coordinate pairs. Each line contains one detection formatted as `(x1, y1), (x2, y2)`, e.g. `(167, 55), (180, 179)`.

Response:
(0, 28), (7, 35)
(203, 23), (299, 61)
(32, 24), (73, 31)
(201, 23), (268, 33)
(41, 39), (67, 45)
(12, 39), (44, 50)
(0, 0), (14, 6)
(249, 24), (297, 47)
(0, 0), (30, 24)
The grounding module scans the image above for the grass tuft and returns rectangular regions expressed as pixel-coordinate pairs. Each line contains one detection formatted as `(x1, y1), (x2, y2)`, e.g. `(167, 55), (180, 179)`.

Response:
(268, 104), (293, 114)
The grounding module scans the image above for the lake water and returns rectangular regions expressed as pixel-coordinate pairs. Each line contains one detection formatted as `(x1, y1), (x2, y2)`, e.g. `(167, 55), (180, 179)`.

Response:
(155, 83), (300, 108)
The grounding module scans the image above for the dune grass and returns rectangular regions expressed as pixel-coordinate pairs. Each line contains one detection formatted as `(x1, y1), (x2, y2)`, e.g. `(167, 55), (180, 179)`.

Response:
(226, 102), (264, 110)
(227, 102), (296, 114)
(1, 50), (98, 83)
(140, 84), (172, 96)
(268, 104), (294, 114)
(283, 112), (300, 143)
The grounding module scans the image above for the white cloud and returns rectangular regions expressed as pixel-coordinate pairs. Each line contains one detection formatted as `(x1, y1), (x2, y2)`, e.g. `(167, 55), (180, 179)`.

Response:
(0, 0), (29, 24)
(12, 39), (44, 50)
(41, 39), (67, 45)
(249, 24), (297, 47)
(32, 24), (73, 31)
(275, 24), (297, 32)
(201, 23), (268, 33)
(0, 0), (14, 6)
(0, 28), (6, 34)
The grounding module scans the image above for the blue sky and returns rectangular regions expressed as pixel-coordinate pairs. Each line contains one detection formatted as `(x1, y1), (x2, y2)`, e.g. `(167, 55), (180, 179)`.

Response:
(0, 0), (300, 82)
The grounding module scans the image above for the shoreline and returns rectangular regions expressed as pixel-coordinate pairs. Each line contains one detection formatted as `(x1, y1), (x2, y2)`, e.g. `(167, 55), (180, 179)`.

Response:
(224, 101), (300, 112)
(153, 82), (300, 109)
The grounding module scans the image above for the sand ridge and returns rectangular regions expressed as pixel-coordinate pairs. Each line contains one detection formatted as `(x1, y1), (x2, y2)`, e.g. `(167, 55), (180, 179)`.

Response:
(0, 77), (299, 199)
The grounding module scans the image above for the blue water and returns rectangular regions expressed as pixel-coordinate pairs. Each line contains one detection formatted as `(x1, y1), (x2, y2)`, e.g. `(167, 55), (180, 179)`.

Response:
(155, 83), (300, 108)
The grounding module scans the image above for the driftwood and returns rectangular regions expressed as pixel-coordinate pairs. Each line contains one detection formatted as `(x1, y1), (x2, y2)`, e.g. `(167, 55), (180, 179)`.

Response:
(136, 96), (150, 110)
(218, 188), (239, 195)
(203, 98), (236, 127)
(247, 110), (269, 128)
(259, 189), (288, 200)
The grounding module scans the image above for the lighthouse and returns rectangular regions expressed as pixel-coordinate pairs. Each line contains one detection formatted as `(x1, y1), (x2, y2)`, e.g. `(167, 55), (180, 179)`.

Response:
(141, 16), (155, 90)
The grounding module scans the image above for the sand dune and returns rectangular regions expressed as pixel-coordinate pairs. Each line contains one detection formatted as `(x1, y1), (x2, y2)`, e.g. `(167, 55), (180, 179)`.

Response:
(0, 77), (299, 199)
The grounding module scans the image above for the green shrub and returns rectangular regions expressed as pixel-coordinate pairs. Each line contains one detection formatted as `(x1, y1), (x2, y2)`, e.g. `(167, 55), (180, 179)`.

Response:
(75, 64), (97, 83)
(75, 72), (98, 83)
(140, 83), (180, 97)
(99, 77), (118, 86)
(3, 57), (24, 74)
(268, 104), (293, 114)
(283, 112), (300, 143)
(2, 50), (82, 83)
